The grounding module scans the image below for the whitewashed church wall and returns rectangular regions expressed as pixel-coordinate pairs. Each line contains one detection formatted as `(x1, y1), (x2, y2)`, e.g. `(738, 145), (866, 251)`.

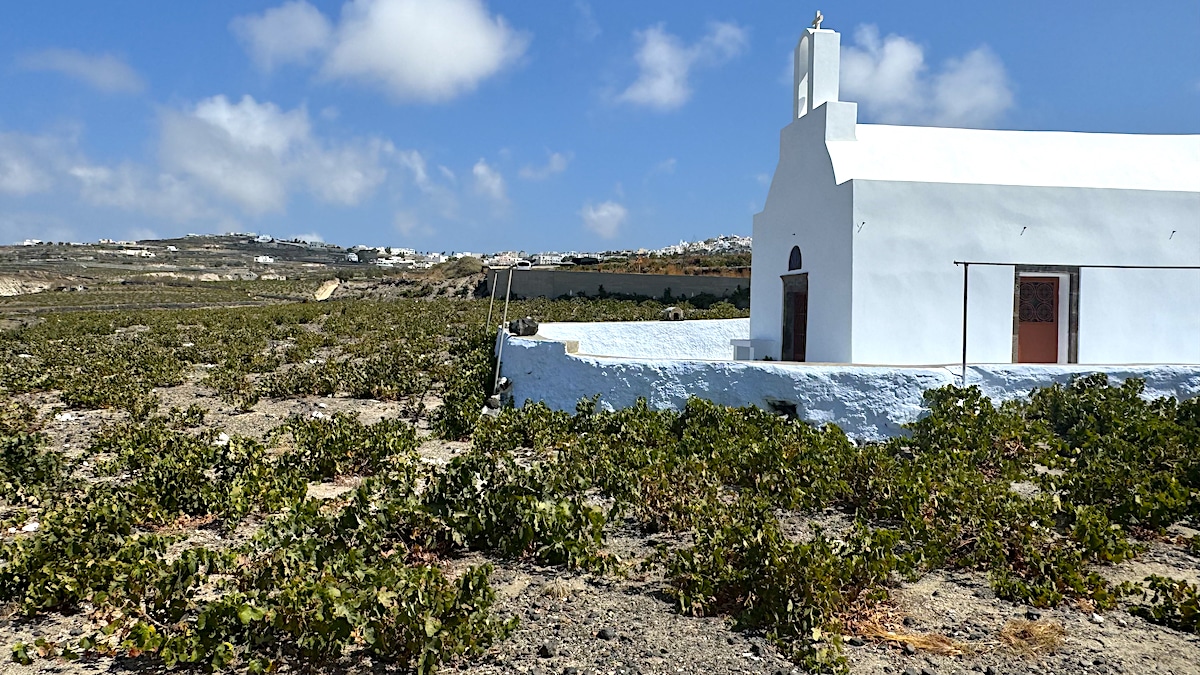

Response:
(497, 330), (1200, 441)
(850, 181), (1200, 365)
(960, 264), (1019, 364)
(1077, 268), (1200, 364)
(751, 106), (854, 362)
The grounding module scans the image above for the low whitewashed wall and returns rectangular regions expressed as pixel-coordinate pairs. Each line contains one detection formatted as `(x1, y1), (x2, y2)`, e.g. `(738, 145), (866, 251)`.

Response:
(497, 323), (1200, 441)
(535, 318), (749, 360)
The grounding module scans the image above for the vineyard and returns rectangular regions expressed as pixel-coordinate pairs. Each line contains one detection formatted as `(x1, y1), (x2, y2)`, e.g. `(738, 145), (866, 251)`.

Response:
(1, 293), (1198, 675)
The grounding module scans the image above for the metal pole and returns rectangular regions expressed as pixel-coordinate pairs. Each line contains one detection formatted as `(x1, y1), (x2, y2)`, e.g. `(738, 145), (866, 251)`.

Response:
(491, 266), (516, 395)
(485, 268), (498, 328)
(500, 266), (514, 329)
(960, 262), (969, 386)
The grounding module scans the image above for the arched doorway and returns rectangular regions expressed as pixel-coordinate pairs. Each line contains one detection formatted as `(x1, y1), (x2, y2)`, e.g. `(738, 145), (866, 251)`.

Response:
(782, 246), (807, 361)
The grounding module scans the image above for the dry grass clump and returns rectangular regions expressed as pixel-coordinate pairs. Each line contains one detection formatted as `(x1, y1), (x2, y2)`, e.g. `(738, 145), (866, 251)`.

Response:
(541, 578), (574, 600)
(856, 619), (970, 656)
(999, 618), (1065, 656)
(844, 604), (970, 656)
(153, 513), (218, 533)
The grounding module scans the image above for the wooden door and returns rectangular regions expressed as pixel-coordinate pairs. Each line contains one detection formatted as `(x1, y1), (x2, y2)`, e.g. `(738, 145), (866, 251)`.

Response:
(1017, 277), (1059, 363)
(782, 274), (808, 361)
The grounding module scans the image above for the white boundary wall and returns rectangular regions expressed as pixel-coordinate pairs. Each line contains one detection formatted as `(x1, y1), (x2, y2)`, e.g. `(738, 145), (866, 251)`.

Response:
(498, 320), (1200, 441)
(535, 318), (748, 360)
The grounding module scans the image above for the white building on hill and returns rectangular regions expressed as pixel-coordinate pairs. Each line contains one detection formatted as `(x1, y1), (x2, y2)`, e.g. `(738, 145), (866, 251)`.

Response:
(745, 22), (1200, 366)
(532, 252), (566, 266)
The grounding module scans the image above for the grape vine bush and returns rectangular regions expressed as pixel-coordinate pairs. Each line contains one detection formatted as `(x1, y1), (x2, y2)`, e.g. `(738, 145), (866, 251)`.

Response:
(3, 296), (1198, 674)
(2, 414), (514, 672)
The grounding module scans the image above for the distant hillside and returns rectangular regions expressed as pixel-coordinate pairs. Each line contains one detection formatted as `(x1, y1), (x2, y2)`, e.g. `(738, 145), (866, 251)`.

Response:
(565, 252), (751, 277)
(0, 235), (488, 312)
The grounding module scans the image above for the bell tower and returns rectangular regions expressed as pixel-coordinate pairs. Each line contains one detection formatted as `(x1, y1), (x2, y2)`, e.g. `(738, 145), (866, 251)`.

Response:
(794, 11), (842, 119)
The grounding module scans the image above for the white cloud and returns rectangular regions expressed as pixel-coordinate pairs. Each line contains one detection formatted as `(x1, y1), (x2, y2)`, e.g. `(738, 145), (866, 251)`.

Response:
(931, 49), (1016, 127)
(0, 102), (401, 242)
(396, 150), (459, 220)
(518, 151), (570, 180)
(159, 96), (303, 213)
(580, 200), (627, 238)
(619, 27), (691, 109)
(192, 94), (311, 155)
(320, 0), (528, 102)
(0, 133), (60, 195)
(301, 140), (392, 205)
(291, 232), (324, 242)
(231, 1), (332, 72)
(398, 150), (432, 191)
(0, 154), (50, 195)
(472, 158), (506, 202)
(0, 128), (221, 226)
(16, 49), (144, 93)
(643, 158), (676, 185)
(574, 1), (600, 41)
(394, 210), (432, 236)
(618, 21), (747, 111)
(158, 94), (388, 214)
(69, 163), (214, 222)
(840, 25), (1013, 127)
(0, 212), (77, 245)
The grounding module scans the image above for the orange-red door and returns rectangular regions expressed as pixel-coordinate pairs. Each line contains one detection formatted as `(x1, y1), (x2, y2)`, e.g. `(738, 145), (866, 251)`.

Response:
(1017, 277), (1059, 363)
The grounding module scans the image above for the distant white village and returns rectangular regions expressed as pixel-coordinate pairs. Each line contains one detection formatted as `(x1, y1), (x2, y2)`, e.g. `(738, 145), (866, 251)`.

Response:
(16, 233), (752, 269)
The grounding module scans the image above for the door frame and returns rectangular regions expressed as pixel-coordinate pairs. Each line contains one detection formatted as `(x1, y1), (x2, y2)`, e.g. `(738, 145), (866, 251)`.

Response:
(781, 272), (808, 362)
(1012, 265), (1080, 364)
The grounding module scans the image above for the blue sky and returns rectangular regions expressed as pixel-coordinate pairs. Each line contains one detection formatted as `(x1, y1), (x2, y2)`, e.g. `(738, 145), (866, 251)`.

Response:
(2, 1), (1198, 253)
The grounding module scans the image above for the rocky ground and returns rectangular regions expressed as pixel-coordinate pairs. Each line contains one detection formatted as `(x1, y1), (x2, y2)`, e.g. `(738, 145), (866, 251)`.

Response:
(329, 273), (484, 302)
(0, 276), (55, 298)
(2, 385), (1199, 675)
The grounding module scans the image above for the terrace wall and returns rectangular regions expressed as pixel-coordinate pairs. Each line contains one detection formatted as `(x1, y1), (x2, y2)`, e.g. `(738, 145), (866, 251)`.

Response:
(496, 320), (1200, 441)
(485, 269), (748, 301)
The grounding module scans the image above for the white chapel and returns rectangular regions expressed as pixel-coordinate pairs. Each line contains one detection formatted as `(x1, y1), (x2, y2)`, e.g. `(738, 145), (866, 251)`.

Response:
(745, 19), (1200, 366)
